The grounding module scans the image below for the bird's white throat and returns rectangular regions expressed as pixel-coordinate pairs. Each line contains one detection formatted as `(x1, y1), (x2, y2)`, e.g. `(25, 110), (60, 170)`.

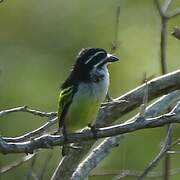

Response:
(91, 65), (109, 97)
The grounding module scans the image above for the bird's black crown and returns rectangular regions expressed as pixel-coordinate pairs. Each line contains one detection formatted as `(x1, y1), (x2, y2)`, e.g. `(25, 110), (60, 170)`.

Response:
(76, 48), (107, 66)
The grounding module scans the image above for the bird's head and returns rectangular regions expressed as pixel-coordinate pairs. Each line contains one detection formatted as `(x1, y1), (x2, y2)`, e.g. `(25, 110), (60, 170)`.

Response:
(62, 48), (119, 88)
(75, 48), (118, 70)
(73, 48), (119, 81)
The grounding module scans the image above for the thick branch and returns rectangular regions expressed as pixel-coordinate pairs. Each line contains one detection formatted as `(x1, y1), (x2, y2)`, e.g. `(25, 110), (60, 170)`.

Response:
(71, 135), (124, 180)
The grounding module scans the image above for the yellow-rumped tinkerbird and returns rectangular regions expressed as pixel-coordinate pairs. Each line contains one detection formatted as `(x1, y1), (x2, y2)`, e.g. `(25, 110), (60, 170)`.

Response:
(58, 48), (119, 155)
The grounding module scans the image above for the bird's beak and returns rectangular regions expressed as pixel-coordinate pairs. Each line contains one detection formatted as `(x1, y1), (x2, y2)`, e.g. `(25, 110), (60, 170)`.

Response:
(106, 53), (119, 63)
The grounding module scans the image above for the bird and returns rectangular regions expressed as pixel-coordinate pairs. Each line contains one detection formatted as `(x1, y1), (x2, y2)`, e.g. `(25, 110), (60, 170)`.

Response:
(58, 47), (119, 155)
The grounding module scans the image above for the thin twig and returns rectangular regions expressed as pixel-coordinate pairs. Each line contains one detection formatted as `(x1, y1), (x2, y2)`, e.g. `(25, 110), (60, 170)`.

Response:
(139, 79), (148, 117)
(162, 0), (172, 13)
(107, 5), (121, 100)
(0, 106), (57, 118)
(154, 0), (179, 179)
(2, 117), (58, 143)
(139, 102), (180, 179)
(167, 150), (180, 154)
(111, 6), (120, 53)
(155, 0), (164, 17)
(138, 125), (173, 180)
(167, 8), (180, 19)
(155, 0), (169, 74)
(89, 167), (180, 179)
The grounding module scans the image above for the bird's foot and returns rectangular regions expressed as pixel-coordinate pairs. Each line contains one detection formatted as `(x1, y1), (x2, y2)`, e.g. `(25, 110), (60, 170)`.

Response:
(62, 144), (82, 156)
(88, 124), (99, 139)
(51, 128), (61, 135)
(62, 145), (68, 156)
(62, 132), (82, 156)
(62, 131), (69, 156)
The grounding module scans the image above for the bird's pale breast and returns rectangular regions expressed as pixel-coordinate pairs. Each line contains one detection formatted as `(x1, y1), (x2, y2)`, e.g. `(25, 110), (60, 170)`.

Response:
(65, 72), (109, 132)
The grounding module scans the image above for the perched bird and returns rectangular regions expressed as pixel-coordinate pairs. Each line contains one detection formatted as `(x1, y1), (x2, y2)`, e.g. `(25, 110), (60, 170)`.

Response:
(58, 48), (119, 154)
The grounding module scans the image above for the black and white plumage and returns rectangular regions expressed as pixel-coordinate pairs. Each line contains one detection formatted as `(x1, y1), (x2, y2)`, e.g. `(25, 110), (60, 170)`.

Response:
(62, 48), (118, 88)
(58, 47), (119, 134)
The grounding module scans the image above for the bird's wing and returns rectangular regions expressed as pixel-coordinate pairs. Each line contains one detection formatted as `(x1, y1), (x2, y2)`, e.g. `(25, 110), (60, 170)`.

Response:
(58, 86), (74, 128)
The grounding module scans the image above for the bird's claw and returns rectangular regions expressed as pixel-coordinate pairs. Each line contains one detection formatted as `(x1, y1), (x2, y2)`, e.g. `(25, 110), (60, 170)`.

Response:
(88, 124), (99, 139)
(62, 144), (82, 156)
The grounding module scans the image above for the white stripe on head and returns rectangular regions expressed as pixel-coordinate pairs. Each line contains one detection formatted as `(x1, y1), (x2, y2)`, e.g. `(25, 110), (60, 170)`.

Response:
(85, 51), (106, 64)
(94, 57), (106, 67)
(94, 53), (114, 67)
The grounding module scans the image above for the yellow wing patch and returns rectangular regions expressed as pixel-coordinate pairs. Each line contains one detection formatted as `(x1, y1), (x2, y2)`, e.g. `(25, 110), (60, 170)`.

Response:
(58, 86), (74, 128)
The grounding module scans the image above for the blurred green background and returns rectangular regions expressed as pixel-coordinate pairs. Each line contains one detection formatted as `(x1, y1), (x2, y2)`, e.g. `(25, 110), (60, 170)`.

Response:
(0, 0), (180, 179)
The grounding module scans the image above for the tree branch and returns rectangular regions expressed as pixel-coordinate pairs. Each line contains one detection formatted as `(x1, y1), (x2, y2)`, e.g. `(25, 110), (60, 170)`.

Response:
(71, 90), (180, 180)
(71, 135), (124, 180)
(2, 117), (58, 143)
(0, 106), (57, 118)
(167, 8), (180, 19)
(138, 101), (180, 179)
(51, 69), (180, 180)
(1, 70), (180, 179)
(92, 167), (180, 179)
(98, 69), (180, 126)
(154, 1), (180, 178)
(162, 0), (172, 14)
(0, 101), (180, 154)
(138, 124), (174, 180)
